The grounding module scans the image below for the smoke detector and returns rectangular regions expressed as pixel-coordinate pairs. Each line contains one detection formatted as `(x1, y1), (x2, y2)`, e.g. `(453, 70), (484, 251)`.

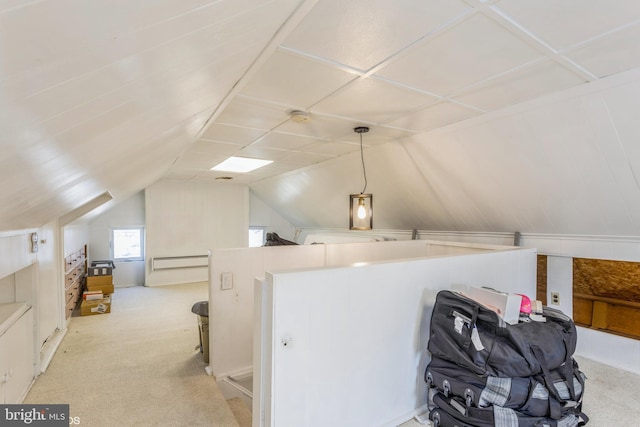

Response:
(290, 110), (311, 123)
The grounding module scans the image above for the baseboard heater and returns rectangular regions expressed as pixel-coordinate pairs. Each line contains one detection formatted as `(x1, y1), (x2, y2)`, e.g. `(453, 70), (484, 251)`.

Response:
(151, 255), (208, 271)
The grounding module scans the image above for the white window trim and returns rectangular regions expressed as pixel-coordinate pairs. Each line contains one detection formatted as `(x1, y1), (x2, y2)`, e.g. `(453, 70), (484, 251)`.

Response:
(249, 226), (266, 248)
(111, 226), (145, 262)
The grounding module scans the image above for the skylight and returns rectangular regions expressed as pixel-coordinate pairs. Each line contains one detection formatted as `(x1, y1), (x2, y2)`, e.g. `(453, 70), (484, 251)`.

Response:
(210, 156), (273, 173)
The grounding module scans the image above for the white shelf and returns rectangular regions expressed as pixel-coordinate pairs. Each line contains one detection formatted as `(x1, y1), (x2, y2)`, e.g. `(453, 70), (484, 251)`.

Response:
(0, 302), (29, 336)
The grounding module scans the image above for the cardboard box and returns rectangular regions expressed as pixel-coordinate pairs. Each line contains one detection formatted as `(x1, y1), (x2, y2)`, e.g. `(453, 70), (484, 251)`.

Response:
(81, 294), (111, 316)
(86, 283), (115, 295)
(87, 275), (112, 287)
(88, 266), (113, 276)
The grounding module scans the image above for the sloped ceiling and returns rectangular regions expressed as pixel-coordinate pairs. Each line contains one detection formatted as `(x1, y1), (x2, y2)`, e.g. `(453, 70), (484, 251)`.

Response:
(0, 0), (307, 230)
(252, 71), (640, 234)
(3, 0), (640, 235)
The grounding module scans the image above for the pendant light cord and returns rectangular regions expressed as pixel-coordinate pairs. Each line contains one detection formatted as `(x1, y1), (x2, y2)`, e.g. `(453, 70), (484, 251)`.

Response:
(359, 130), (368, 194)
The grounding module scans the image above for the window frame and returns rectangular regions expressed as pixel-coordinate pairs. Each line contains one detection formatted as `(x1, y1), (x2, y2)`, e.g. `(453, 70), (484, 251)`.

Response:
(248, 227), (266, 248)
(111, 227), (145, 262)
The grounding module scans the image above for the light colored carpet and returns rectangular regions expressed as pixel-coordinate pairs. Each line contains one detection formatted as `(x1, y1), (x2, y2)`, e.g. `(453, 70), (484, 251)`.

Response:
(398, 355), (640, 426)
(24, 282), (239, 427)
(29, 282), (638, 427)
(226, 398), (251, 427)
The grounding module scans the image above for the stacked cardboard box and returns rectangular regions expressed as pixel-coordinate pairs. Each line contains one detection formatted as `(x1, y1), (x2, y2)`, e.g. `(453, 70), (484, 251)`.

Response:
(82, 260), (115, 316)
(87, 260), (115, 294)
(86, 274), (115, 295)
(80, 293), (111, 316)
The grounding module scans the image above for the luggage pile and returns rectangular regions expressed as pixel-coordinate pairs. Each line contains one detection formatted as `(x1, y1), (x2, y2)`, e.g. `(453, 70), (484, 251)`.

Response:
(425, 290), (589, 427)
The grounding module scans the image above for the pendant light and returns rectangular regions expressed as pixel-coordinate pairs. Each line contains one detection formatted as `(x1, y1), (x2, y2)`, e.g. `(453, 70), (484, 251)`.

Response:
(350, 126), (373, 230)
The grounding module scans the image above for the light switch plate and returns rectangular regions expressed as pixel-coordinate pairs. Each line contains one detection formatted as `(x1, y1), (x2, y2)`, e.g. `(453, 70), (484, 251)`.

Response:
(221, 272), (233, 290)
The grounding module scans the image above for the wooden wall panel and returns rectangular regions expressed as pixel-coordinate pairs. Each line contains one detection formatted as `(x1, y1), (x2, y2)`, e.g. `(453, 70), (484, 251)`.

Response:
(573, 258), (640, 340)
(573, 297), (593, 326)
(607, 304), (640, 338)
(536, 255), (547, 305)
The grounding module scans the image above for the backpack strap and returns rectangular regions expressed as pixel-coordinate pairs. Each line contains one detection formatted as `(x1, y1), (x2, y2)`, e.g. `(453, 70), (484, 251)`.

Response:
(450, 303), (480, 350)
(531, 345), (564, 420)
(578, 412), (590, 426)
(560, 344), (578, 401)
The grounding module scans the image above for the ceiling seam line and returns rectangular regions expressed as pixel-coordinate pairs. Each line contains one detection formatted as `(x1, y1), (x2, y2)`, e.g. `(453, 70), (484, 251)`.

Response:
(191, 0), (321, 147)
(601, 100), (640, 193)
(485, 5), (598, 81)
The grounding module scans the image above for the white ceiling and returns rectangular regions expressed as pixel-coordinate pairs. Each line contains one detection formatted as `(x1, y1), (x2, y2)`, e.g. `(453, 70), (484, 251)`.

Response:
(3, 0), (640, 233)
(169, 0), (640, 185)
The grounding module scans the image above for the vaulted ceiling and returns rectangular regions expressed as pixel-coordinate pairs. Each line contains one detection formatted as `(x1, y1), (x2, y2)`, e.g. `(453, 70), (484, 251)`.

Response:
(2, 0), (640, 234)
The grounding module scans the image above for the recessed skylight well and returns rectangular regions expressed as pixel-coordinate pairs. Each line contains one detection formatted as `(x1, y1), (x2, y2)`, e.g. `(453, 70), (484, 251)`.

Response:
(210, 156), (273, 173)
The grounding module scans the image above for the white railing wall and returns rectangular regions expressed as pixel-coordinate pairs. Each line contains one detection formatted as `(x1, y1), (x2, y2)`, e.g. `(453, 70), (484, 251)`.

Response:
(208, 240), (515, 379)
(209, 240), (511, 378)
(256, 247), (537, 427)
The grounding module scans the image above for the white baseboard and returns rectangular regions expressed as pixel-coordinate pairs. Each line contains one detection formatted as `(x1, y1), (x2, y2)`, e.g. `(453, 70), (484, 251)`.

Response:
(39, 328), (67, 373)
(381, 403), (430, 427)
(215, 365), (253, 381)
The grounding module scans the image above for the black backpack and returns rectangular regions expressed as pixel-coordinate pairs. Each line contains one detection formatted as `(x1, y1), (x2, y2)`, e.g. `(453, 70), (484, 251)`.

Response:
(429, 392), (586, 427)
(427, 290), (583, 419)
(426, 356), (585, 419)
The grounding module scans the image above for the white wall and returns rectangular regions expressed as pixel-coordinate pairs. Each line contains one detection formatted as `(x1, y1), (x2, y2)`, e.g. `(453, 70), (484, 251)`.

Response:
(88, 191), (145, 287)
(36, 219), (61, 348)
(296, 229), (640, 374)
(0, 230), (38, 281)
(0, 274), (16, 304)
(250, 191), (297, 242)
(209, 245), (326, 378)
(258, 248), (537, 427)
(80, 186), (291, 287)
(546, 256), (573, 317)
(303, 230), (640, 374)
(145, 180), (249, 286)
(62, 223), (89, 259)
(209, 240), (517, 380)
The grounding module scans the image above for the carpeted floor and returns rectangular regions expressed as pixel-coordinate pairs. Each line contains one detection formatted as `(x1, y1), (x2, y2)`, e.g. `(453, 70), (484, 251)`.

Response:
(398, 355), (640, 426)
(27, 281), (640, 427)
(24, 282), (239, 427)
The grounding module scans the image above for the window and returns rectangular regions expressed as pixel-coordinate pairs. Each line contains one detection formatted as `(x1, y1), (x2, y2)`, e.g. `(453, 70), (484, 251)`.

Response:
(112, 227), (144, 261)
(248, 227), (265, 248)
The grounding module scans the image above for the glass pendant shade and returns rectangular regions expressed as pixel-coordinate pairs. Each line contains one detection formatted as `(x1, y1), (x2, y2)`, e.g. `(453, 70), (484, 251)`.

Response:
(349, 193), (372, 230)
(349, 126), (373, 230)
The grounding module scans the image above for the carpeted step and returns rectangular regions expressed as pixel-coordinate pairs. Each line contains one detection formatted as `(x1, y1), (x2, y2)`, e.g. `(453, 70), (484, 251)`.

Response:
(227, 397), (252, 427)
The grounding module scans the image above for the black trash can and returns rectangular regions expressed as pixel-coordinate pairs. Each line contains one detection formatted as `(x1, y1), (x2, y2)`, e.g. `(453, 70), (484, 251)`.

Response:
(191, 301), (209, 363)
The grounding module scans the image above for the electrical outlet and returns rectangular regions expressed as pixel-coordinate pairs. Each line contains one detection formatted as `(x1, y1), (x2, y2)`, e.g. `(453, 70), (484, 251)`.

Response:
(551, 292), (560, 305)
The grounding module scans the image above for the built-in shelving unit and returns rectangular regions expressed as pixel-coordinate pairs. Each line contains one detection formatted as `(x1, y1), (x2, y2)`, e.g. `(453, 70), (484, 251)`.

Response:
(0, 302), (34, 403)
(63, 245), (86, 319)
